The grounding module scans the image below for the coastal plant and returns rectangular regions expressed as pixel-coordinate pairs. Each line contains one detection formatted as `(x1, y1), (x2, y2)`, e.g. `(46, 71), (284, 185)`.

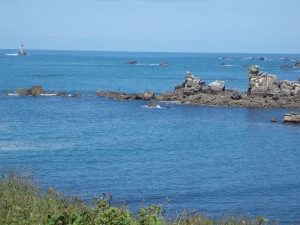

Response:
(137, 204), (164, 225)
(92, 194), (132, 225)
(0, 171), (281, 225)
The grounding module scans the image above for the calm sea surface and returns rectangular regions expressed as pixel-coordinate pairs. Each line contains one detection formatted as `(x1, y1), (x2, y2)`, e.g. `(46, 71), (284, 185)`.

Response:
(1, 50), (300, 224)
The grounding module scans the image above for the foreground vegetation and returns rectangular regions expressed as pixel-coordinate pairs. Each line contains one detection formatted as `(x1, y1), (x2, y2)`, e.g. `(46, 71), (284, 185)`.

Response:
(0, 172), (277, 225)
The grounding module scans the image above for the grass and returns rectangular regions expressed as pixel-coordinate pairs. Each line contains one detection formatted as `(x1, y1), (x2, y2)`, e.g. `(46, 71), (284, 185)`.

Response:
(0, 172), (278, 225)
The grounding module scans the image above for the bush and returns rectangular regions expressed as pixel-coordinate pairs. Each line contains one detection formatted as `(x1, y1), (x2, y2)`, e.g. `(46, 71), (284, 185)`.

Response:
(0, 172), (277, 225)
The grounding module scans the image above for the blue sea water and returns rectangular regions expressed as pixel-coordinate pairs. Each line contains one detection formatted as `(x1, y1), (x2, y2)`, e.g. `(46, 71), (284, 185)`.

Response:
(0, 50), (300, 224)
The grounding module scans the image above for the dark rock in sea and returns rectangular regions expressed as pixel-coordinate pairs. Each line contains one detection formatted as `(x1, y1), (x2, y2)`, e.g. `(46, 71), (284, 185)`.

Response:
(159, 62), (170, 66)
(259, 57), (266, 61)
(147, 103), (158, 108)
(271, 118), (278, 123)
(280, 65), (293, 68)
(127, 61), (138, 65)
(165, 104), (171, 109)
(95, 91), (106, 97)
(295, 62), (300, 68)
(56, 92), (68, 97)
(17, 88), (28, 96)
(28, 86), (43, 96)
(73, 94), (82, 98)
(283, 113), (300, 124)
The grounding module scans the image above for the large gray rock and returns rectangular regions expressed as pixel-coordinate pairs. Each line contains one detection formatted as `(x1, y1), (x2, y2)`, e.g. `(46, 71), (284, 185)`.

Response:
(283, 113), (300, 124)
(184, 71), (201, 88)
(208, 80), (225, 92)
(248, 65), (259, 78)
(294, 84), (300, 95)
(143, 90), (154, 100)
(280, 80), (294, 95)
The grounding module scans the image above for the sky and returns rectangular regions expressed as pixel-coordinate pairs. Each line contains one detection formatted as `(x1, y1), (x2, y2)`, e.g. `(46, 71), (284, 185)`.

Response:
(0, 0), (299, 53)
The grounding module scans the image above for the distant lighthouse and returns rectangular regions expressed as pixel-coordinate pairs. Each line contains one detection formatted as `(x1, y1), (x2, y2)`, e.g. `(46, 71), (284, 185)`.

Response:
(18, 43), (27, 56)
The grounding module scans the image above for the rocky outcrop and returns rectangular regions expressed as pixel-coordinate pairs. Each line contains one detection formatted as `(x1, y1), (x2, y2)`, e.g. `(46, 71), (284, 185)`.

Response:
(283, 113), (300, 124)
(95, 69), (300, 108)
(28, 86), (43, 96)
(295, 62), (300, 68)
(12, 86), (82, 98)
(175, 71), (225, 95)
(17, 88), (28, 96)
(247, 65), (300, 96)
(15, 86), (43, 96)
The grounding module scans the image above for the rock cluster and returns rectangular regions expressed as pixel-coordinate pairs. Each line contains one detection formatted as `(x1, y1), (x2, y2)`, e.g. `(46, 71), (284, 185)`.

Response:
(248, 65), (300, 96)
(174, 71), (225, 97)
(14, 86), (82, 98)
(17, 86), (43, 96)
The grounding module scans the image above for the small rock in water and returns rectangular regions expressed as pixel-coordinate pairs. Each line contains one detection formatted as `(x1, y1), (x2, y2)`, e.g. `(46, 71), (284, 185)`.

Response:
(271, 118), (278, 123)
(127, 61), (138, 65)
(147, 103), (158, 108)
(17, 88), (27, 96)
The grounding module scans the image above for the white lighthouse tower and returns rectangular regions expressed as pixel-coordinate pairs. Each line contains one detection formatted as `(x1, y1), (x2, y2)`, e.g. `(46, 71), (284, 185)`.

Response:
(18, 43), (27, 56)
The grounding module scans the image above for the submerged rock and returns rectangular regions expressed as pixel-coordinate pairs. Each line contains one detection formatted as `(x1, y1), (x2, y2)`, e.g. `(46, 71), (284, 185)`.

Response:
(128, 61), (138, 65)
(271, 118), (278, 123)
(280, 65), (293, 69)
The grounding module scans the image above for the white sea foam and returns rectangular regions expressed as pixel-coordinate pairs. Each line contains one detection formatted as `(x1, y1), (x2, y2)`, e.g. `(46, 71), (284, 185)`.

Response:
(0, 141), (74, 151)
(7, 93), (18, 96)
(141, 104), (162, 109)
(5, 53), (18, 56)
(40, 93), (56, 96)
(221, 64), (233, 67)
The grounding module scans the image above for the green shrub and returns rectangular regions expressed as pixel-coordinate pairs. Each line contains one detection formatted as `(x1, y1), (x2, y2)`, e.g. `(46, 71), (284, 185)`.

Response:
(0, 171), (279, 225)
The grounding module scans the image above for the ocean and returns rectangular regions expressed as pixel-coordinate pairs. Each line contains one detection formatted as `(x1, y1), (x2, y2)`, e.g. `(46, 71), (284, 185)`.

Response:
(1, 50), (300, 224)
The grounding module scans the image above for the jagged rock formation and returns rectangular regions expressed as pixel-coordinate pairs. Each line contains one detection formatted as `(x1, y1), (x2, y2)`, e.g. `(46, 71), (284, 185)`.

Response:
(176, 71), (225, 94)
(248, 65), (300, 96)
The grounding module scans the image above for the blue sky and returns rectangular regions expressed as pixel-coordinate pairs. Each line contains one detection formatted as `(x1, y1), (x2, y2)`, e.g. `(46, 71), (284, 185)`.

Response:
(0, 0), (299, 53)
